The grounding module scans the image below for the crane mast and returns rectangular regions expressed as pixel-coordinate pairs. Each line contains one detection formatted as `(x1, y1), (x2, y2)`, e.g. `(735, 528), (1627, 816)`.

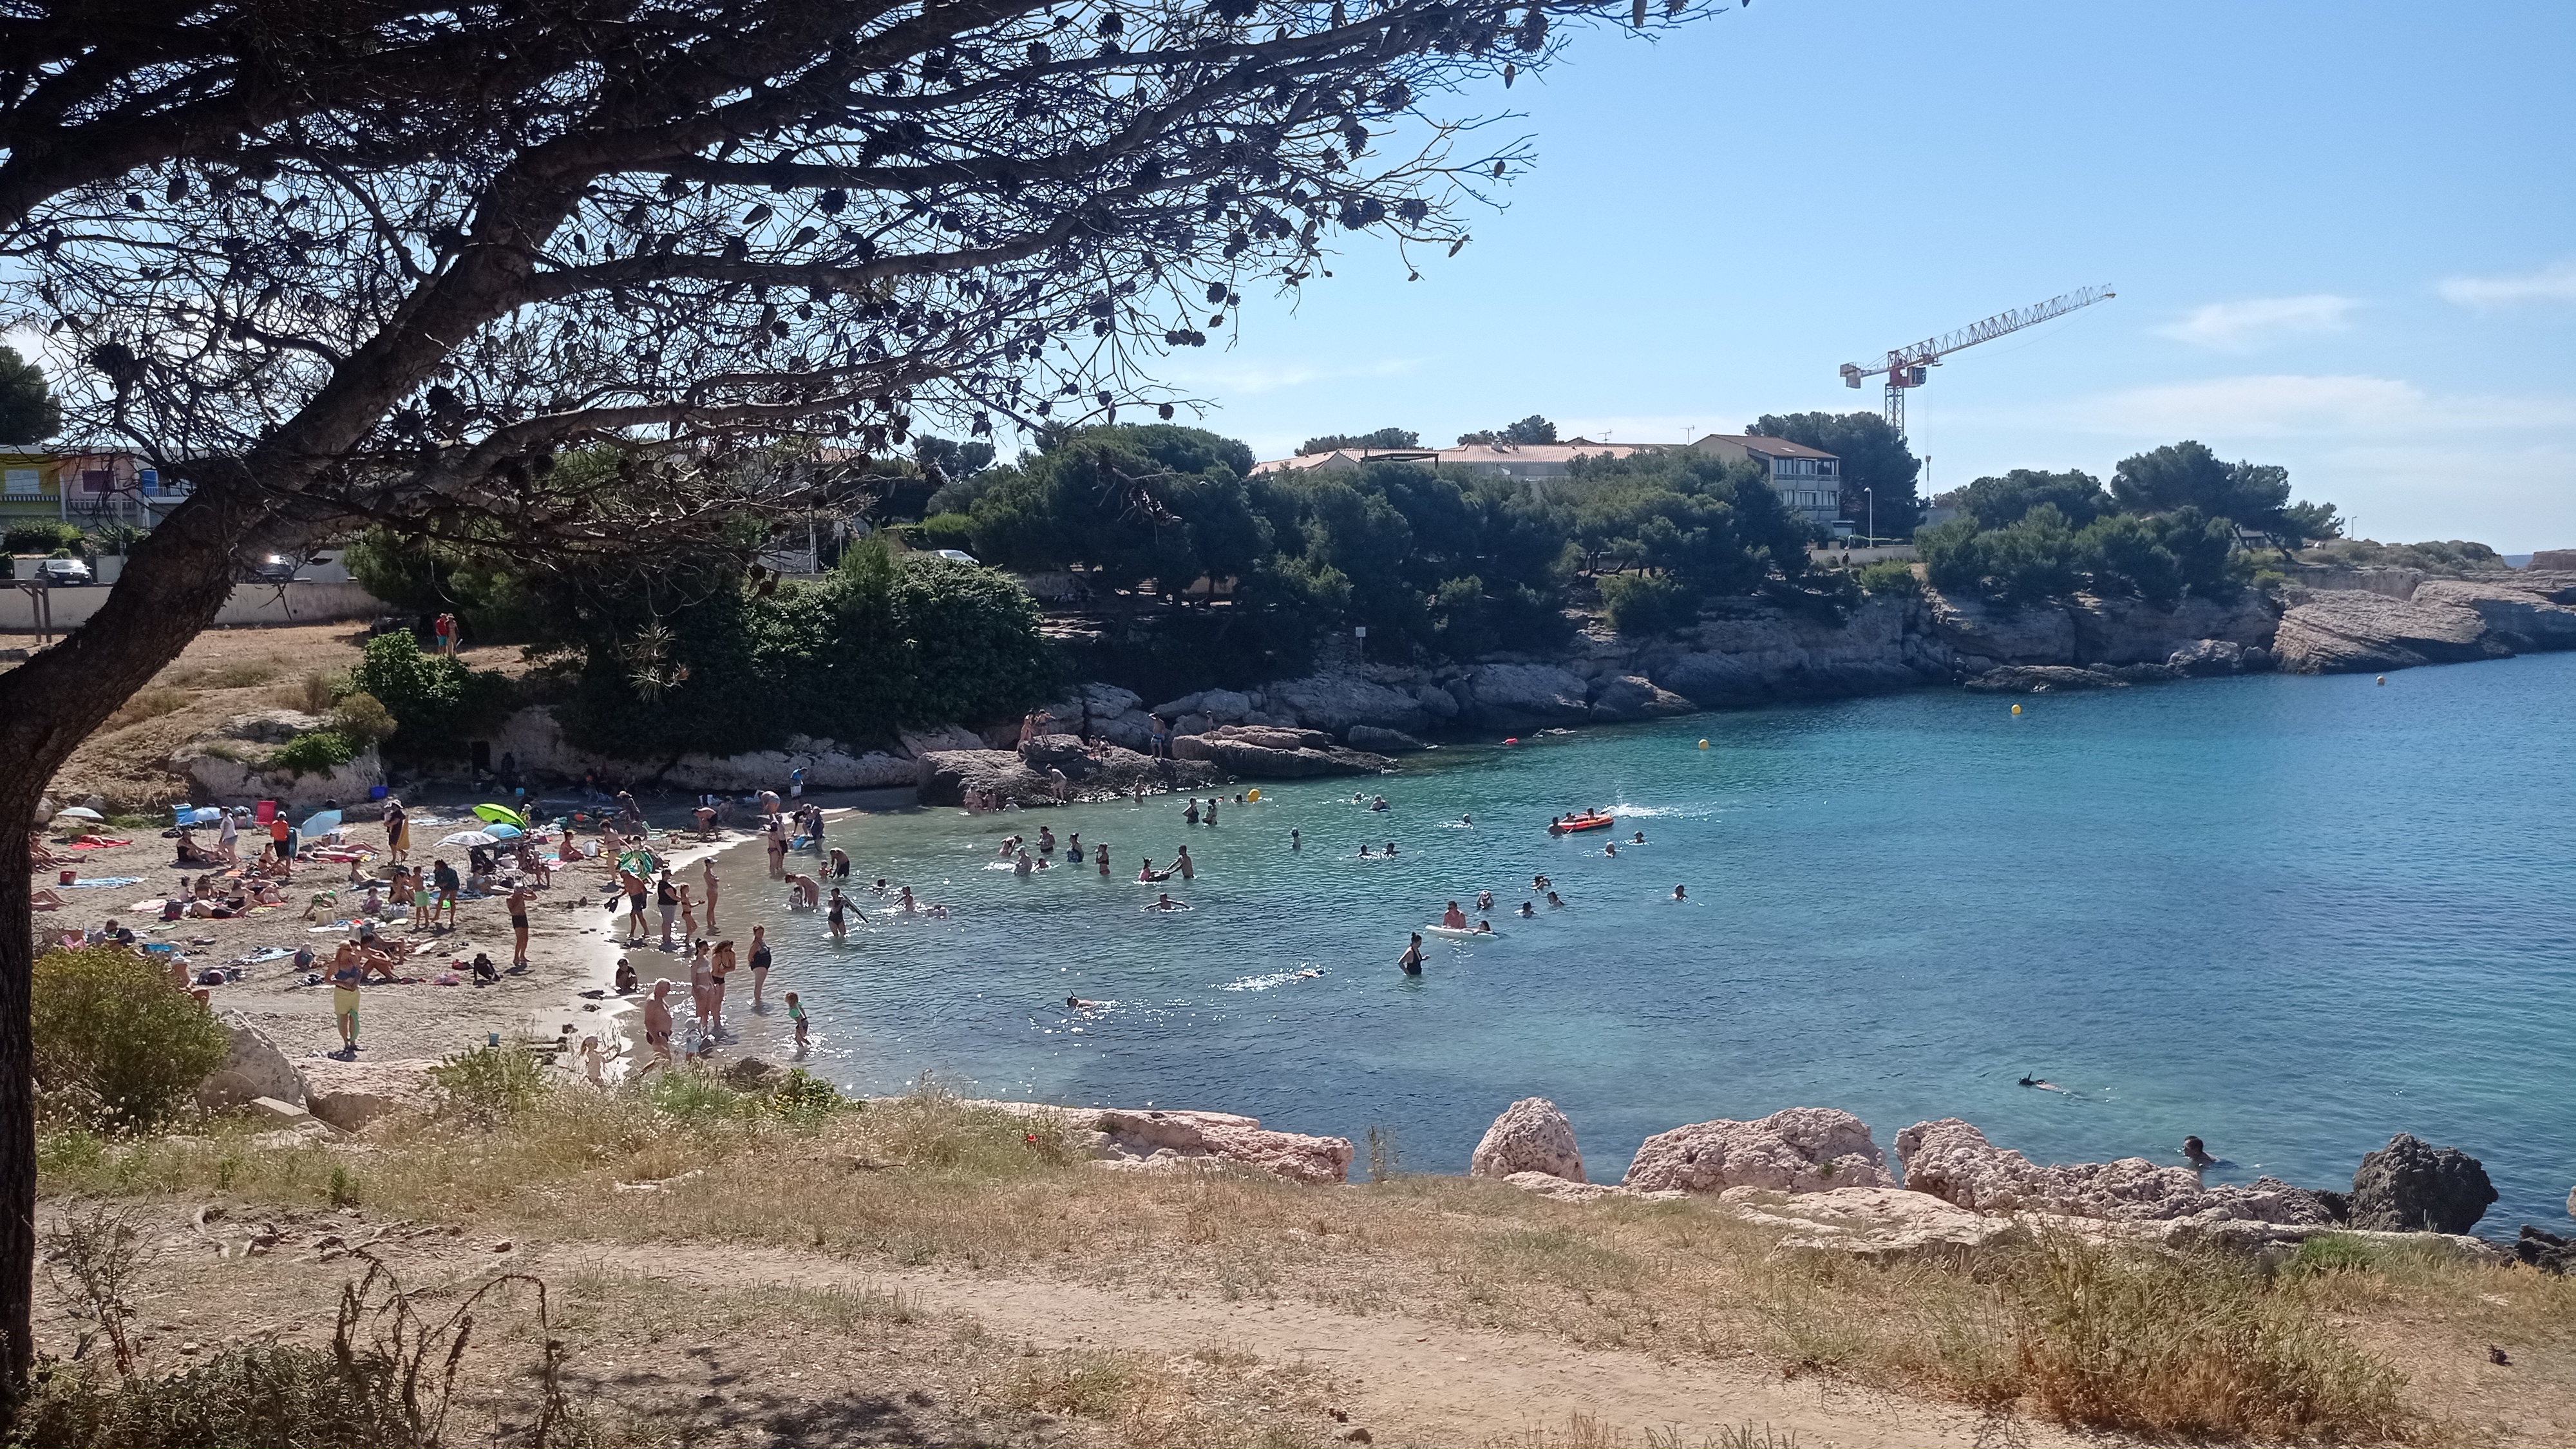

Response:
(1841, 284), (2114, 434)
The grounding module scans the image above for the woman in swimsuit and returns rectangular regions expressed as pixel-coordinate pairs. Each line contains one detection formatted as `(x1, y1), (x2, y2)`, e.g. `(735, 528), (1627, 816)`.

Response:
(1396, 934), (1424, 976)
(747, 926), (771, 1004)
(826, 887), (850, 943)
(507, 885), (532, 969)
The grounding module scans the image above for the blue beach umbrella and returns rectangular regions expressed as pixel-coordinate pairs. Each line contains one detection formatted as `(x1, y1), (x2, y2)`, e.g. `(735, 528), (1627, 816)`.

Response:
(300, 808), (344, 837)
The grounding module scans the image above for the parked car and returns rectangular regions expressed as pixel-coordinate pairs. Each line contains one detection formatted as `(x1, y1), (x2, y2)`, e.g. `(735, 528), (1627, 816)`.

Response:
(33, 558), (93, 586)
(932, 548), (981, 565)
(250, 553), (302, 583)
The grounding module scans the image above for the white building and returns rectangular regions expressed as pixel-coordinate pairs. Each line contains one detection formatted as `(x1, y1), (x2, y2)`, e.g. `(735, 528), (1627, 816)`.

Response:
(1687, 434), (1848, 533)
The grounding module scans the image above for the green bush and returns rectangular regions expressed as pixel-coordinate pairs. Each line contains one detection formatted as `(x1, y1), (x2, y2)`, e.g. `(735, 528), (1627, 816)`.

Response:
(1855, 559), (1921, 594)
(647, 1070), (749, 1122)
(328, 690), (397, 747)
(6, 520), (86, 555)
(429, 1043), (547, 1126)
(14, 1345), (419, 1448)
(1599, 572), (1694, 635)
(764, 1067), (853, 1130)
(269, 730), (358, 774)
(912, 511), (977, 549)
(31, 947), (231, 1132)
(347, 632), (513, 757)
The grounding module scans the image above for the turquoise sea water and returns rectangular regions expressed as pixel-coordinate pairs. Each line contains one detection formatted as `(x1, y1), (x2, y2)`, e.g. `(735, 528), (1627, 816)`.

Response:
(710, 652), (2576, 1231)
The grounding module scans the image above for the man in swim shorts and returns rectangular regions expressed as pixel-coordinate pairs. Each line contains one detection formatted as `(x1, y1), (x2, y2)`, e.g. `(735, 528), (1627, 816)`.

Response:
(1441, 901), (1468, 930)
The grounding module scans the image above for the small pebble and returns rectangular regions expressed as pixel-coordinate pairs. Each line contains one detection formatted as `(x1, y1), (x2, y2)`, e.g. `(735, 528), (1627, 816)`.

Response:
(491, 1240), (513, 1253)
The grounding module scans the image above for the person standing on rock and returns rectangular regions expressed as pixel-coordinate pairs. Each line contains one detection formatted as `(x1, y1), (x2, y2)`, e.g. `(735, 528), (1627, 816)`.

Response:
(1397, 933), (1425, 976)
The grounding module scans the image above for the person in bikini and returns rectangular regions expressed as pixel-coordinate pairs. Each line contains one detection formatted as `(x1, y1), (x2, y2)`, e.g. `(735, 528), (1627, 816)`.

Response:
(643, 980), (674, 1066)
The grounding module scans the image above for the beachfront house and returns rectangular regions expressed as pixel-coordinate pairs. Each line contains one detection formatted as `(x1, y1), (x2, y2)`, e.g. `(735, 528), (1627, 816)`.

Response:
(1, 449), (191, 529)
(1686, 433), (1849, 534)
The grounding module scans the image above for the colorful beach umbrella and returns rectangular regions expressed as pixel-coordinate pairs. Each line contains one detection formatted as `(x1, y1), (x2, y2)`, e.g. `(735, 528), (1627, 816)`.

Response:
(484, 822), (524, 839)
(301, 808), (344, 837)
(473, 802), (527, 828)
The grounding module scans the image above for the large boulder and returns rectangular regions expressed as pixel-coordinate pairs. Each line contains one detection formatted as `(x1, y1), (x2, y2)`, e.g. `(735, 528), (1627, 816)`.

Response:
(1895, 1119), (2336, 1226)
(919, 746), (1215, 805)
(1344, 724), (1427, 753)
(1255, 674), (1435, 737)
(2346, 1133), (2497, 1234)
(1091, 1108), (1354, 1185)
(1649, 651), (1767, 707)
(1169, 724), (1390, 779)
(196, 1014), (303, 1111)
(2166, 639), (2253, 675)
(2068, 591), (2278, 666)
(1453, 664), (1590, 730)
(1622, 1107), (1896, 1195)
(2515, 1226), (2573, 1276)
(2411, 574), (2576, 652)
(1586, 675), (1696, 721)
(2271, 589), (2505, 674)
(298, 1057), (439, 1132)
(1469, 1097), (1584, 1182)
(1719, 1185), (2015, 1261)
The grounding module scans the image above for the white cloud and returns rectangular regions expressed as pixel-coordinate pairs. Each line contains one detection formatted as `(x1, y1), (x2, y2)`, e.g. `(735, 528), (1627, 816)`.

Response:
(2437, 258), (2576, 310)
(2152, 295), (2358, 352)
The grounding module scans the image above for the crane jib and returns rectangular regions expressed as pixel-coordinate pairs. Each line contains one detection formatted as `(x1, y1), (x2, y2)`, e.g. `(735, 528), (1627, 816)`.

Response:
(1837, 285), (2115, 431)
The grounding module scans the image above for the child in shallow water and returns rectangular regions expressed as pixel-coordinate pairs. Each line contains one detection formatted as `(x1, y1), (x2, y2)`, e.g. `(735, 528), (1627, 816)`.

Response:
(786, 991), (809, 1048)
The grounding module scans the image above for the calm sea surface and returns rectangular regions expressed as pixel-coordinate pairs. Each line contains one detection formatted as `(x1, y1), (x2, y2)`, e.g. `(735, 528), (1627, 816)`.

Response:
(705, 652), (2576, 1230)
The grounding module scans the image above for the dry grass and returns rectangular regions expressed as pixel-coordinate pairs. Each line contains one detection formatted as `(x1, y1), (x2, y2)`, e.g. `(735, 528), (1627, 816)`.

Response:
(270, 668), (343, 713)
(97, 685), (193, 732)
(160, 656), (286, 690)
(42, 1088), (2573, 1444)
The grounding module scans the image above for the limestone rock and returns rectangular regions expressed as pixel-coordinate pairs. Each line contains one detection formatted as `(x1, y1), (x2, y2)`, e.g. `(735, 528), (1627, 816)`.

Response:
(2412, 575), (2576, 652)
(298, 1057), (439, 1132)
(1454, 663), (1591, 730)
(918, 746), (1215, 806)
(1622, 1107), (1896, 1195)
(1469, 1097), (1584, 1182)
(1344, 724), (1427, 753)
(1962, 665), (2128, 693)
(197, 1013), (303, 1111)
(2166, 639), (2251, 675)
(898, 723), (989, 758)
(1649, 651), (1766, 706)
(1169, 724), (1390, 779)
(1720, 1185), (2014, 1261)
(1092, 1108), (1354, 1184)
(1260, 674), (1436, 737)
(1924, 590), (2076, 665)
(174, 739), (385, 811)
(2271, 589), (2503, 674)
(2069, 592), (2277, 666)
(1894, 1119), (2336, 1226)
(218, 710), (329, 744)
(2347, 1133), (2497, 1234)
(1586, 675), (1696, 721)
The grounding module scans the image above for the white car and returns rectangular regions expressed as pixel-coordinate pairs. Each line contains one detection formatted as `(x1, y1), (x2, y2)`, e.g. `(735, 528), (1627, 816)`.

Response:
(932, 548), (980, 565)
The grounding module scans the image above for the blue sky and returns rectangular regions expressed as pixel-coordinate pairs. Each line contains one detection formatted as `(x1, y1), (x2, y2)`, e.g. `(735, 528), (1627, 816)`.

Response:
(1170, 0), (2576, 549)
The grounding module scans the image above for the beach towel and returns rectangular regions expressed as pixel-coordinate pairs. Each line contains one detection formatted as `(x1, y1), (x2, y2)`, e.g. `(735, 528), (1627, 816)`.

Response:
(69, 837), (133, 849)
(62, 876), (144, 889)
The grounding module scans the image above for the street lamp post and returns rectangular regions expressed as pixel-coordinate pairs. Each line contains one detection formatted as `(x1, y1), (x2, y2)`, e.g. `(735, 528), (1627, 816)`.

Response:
(1864, 488), (1874, 547)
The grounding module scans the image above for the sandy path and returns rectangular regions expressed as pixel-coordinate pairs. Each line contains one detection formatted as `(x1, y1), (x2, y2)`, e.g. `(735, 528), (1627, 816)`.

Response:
(527, 1244), (2056, 1448)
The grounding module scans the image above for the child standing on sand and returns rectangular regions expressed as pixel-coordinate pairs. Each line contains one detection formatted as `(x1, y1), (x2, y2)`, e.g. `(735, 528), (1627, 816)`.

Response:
(785, 991), (809, 1049)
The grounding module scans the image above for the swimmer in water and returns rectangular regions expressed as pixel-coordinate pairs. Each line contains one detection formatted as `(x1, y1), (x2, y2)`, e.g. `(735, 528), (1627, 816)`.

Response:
(1383, 840), (1398, 856)
(1546, 890), (1566, 909)
(2183, 1135), (2216, 1168)
(1397, 933), (1424, 975)
(1067, 995), (1099, 1011)
(1461, 813), (1473, 826)
(1372, 795), (1388, 811)
(1517, 900), (1535, 917)
(1531, 873), (1551, 891)
(1604, 842), (1618, 857)
(1146, 892), (1186, 911)
(1476, 889), (1495, 913)
(1672, 884), (1687, 900)
(1633, 830), (1646, 844)
(1473, 920), (1493, 935)
(1441, 900), (1468, 930)
(2016, 1074), (2066, 1092)
(1291, 828), (1301, 850)
(1358, 844), (1374, 858)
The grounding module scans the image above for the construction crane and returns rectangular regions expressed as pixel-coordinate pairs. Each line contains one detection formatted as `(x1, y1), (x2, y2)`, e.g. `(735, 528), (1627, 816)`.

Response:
(1841, 285), (2114, 434)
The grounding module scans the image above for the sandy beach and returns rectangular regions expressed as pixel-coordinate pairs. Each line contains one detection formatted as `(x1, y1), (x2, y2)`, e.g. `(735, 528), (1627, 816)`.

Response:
(32, 797), (767, 1068)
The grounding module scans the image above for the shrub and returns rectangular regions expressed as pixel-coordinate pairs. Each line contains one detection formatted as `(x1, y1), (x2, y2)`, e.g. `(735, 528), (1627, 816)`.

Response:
(329, 690), (398, 747)
(430, 1043), (547, 1127)
(764, 1067), (853, 1129)
(30, 947), (230, 1132)
(347, 632), (513, 757)
(269, 729), (359, 774)
(1599, 571), (1694, 636)
(913, 511), (977, 549)
(647, 1070), (750, 1123)
(276, 668), (345, 714)
(6, 520), (86, 555)
(1854, 559), (1920, 595)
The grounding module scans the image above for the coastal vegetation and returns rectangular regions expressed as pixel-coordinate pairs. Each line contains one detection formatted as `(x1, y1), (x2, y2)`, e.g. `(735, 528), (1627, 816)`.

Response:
(30, 1081), (2573, 1445)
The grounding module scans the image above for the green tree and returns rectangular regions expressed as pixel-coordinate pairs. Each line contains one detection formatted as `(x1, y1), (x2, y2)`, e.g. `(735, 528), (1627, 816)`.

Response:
(1953, 469), (2116, 530)
(1300, 428), (1421, 454)
(0, 345), (57, 445)
(1457, 415), (1557, 447)
(2110, 440), (2316, 536)
(346, 633), (513, 757)
(1747, 411), (1921, 538)
(32, 947), (229, 1132)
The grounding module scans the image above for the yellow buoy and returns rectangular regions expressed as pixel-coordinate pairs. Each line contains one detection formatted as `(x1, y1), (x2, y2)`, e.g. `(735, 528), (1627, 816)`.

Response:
(2011, 703), (2023, 715)
(1696, 739), (1710, 749)
(1247, 788), (1260, 800)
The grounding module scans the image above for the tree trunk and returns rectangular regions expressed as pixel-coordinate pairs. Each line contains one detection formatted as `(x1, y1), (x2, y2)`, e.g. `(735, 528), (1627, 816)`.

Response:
(0, 482), (263, 1406)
